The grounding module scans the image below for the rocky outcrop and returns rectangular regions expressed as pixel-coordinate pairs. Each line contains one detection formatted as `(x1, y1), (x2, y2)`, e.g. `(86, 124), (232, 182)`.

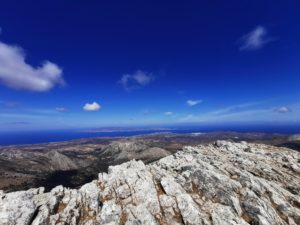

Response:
(101, 141), (170, 163)
(45, 151), (78, 171)
(0, 141), (300, 225)
(0, 150), (80, 173)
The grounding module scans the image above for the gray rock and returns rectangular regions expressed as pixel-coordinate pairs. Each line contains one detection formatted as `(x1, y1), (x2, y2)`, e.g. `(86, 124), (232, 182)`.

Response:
(0, 141), (299, 225)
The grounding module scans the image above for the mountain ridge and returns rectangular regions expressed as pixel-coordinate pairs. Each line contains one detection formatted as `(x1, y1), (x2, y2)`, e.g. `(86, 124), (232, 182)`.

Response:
(1, 132), (300, 192)
(0, 141), (300, 225)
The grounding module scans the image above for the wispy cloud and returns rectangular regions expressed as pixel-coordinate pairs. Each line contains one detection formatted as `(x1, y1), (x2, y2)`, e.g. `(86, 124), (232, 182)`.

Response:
(0, 112), (47, 119)
(55, 107), (67, 112)
(274, 106), (292, 113)
(141, 109), (151, 115)
(2, 121), (30, 125)
(179, 109), (270, 123)
(83, 102), (101, 111)
(179, 101), (272, 123)
(0, 100), (20, 108)
(180, 114), (197, 121)
(0, 41), (65, 91)
(119, 70), (154, 91)
(179, 100), (300, 124)
(187, 99), (202, 106)
(164, 111), (173, 116)
(0, 107), (70, 122)
(209, 102), (262, 116)
(239, 26), (273, 51)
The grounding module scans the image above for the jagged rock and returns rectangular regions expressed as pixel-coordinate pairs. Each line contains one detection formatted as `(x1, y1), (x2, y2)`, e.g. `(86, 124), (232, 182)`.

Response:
(0, 141), (300, 225)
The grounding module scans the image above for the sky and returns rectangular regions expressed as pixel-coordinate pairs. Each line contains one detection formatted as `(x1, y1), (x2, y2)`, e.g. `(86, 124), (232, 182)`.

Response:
(0, 0), (300, 132)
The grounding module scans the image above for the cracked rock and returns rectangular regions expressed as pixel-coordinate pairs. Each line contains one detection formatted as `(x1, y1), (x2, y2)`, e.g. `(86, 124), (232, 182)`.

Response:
(0, 141), (300, 225)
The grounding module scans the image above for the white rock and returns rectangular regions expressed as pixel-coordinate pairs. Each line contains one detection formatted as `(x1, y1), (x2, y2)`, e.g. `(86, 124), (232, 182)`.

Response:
(0, 141), (299, 225)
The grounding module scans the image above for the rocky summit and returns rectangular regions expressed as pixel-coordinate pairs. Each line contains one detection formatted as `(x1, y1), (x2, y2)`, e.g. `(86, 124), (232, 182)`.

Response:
(0, 141), (300, 225)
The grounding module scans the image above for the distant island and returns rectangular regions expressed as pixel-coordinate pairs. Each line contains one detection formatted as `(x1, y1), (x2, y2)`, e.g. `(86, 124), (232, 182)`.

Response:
(80, 127), (174, 133)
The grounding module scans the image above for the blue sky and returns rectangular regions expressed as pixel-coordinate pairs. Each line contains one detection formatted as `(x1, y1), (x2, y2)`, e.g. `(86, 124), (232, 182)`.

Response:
(0, 0), (300, 131)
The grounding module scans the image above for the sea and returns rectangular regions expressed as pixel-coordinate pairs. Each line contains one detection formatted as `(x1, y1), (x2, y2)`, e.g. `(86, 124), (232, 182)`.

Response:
(1, 124), (300, 146)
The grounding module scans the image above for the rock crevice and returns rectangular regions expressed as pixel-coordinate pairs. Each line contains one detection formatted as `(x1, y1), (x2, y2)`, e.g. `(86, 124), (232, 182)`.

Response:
(0, 141), (300, 225)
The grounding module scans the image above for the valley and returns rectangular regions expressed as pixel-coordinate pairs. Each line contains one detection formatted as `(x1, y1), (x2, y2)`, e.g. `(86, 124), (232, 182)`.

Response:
(0, 132), (299, 192)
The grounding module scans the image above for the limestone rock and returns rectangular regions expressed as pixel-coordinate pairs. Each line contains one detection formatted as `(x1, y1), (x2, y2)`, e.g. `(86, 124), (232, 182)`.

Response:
(0, 141), (300, 225)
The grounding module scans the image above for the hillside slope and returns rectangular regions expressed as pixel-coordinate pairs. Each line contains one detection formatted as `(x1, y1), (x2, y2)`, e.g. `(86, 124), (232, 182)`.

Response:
(0, 141), (300, 225)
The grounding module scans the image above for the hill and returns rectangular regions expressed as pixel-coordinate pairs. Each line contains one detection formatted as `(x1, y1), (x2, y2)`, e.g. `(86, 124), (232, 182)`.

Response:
(0, 141), (299, 225)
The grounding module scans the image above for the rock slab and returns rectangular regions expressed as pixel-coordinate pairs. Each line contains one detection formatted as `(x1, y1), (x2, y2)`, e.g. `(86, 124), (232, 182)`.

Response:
(0, 141), (300, 225)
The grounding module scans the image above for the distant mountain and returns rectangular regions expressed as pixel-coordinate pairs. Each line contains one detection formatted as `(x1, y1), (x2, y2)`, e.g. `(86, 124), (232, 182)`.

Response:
(0, 132), (299, 192)
(81, 127), (173, 133)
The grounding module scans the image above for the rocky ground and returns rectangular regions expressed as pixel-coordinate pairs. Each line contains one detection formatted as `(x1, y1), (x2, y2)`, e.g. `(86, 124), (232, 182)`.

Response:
(0, 141), (299, 225)
(1, 132), (299, 192)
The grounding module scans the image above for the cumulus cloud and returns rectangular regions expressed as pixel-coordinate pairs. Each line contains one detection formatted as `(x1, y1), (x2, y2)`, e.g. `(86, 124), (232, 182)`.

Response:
(0, 41), (64, 91)
(165, 111), (173, 116)
(55, 107), (67, 112)
(274, 106), (292, 113)
(119, 70), (154, 91)
(187, 99), (202, 106)
(239, 26), (273, 51)
(83, 102), (101, 111)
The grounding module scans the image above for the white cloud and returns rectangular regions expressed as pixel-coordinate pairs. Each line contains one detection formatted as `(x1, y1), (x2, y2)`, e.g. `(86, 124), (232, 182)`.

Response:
(0, 41), (64, 91)
(178, 101), (299, 123)
(179, 108), (271, 123)
(274, 106), (291, 113)
(209, 102), (262, 116)
(83, 102), (101, 111)
(119, 70), (154, 91)
(179, 101), (262, 122)
(239, 26), (272, 51)
(187, 99), (202, 106)
(165, 111), (173, 116)
(55, 107), (67, 112)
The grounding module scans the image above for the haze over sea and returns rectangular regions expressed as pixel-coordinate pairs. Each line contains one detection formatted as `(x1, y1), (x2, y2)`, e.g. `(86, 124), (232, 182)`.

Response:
(1, 124), (300, 146)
